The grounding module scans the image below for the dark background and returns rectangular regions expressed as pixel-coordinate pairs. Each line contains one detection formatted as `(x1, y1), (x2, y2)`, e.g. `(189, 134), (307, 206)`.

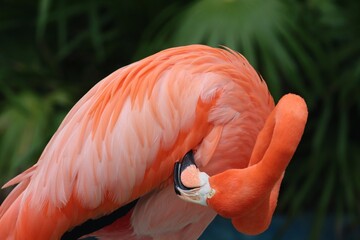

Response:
(0, 0), (359, 239)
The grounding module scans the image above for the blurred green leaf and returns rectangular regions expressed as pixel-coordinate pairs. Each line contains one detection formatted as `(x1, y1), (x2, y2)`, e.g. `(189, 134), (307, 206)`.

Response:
(0, 90), (70, 185)
(37, 0), (52, 41)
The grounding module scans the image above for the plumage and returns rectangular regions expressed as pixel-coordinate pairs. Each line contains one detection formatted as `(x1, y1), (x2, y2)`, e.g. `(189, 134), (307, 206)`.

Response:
(0, 44), (306, 240)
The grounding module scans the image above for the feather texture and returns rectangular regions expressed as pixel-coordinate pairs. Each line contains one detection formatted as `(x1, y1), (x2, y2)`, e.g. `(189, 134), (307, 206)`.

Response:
(0, 45), (274, 239)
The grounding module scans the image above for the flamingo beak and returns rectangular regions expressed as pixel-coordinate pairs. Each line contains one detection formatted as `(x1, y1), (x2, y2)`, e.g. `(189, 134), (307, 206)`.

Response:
(173, 151), (215, 206)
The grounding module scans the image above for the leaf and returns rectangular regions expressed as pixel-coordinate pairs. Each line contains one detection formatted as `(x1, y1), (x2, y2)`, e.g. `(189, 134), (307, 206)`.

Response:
(36, 0), (52, 41)
(88, 0), (105, 61)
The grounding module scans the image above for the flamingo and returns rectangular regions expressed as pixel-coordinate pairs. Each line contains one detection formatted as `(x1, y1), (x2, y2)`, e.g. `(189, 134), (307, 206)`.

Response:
(0, 45), (308, 240)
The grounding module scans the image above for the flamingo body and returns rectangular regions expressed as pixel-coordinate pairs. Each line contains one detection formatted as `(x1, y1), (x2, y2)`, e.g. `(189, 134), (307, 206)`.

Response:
(0, 45), (307, 240)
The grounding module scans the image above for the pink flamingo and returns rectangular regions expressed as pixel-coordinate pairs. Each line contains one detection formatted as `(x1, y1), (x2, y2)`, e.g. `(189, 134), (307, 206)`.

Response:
(0, 45), (307, 239)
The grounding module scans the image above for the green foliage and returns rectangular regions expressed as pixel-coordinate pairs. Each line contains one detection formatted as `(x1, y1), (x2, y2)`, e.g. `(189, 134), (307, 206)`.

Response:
(0, 0), (359, 239)
(277, 1), (360, 239)
(0, 89), (69, 184)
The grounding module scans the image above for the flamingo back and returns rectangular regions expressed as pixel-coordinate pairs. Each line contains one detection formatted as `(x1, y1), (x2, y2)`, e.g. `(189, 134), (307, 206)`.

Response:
(0, 45), (274, 239)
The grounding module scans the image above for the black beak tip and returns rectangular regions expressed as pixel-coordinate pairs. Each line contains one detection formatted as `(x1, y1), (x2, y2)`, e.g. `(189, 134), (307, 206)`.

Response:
(173, 150), (197, 194)
(180, 151), (197, 171)
(173, 162), (182, 195)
